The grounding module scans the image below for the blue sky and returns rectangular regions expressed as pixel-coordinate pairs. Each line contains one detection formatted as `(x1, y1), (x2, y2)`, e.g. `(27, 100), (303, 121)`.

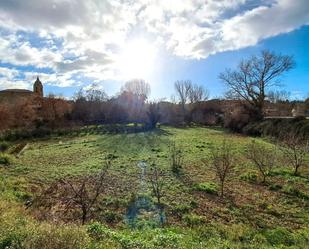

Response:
(0, 0), (308, 100)
(152, 25), (309, 100)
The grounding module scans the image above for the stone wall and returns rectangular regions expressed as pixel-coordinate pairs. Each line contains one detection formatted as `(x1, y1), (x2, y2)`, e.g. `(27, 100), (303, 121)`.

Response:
(0, 91), (35, 106)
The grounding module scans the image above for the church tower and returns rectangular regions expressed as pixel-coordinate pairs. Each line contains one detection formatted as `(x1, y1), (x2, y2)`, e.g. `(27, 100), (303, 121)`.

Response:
(33, 76), (43, 97)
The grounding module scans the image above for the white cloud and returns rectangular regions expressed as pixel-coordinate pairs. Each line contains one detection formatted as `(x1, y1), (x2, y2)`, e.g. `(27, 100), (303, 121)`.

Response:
(0, 67), (31, 90)
(0, 0), (308, 88)
(0, 35), (62, 68)
(219, 0), (309, 52)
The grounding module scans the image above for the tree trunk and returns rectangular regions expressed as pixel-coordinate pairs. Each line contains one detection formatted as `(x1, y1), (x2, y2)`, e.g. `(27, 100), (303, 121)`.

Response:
(81, 208), (87, 225)
(294, 165), (299, 176)
(262, 173), (266, 183)
(221, 182), (224, 197)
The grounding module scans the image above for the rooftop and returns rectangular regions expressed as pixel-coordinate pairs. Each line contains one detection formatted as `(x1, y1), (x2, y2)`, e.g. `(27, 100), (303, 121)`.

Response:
(0, 89), (32, 93)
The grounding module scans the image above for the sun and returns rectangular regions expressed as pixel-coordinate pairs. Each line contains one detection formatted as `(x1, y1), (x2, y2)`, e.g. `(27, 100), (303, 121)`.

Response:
(116, 39), (157, 79)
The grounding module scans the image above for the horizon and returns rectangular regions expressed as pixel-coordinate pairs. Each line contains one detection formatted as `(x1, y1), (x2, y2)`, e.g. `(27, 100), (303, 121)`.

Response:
(0, 0), (308, 100)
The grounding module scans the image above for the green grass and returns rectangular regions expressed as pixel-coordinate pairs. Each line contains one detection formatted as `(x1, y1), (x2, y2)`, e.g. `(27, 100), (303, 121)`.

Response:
(193, 182), (218, 194)
(0, 126), (308, 248)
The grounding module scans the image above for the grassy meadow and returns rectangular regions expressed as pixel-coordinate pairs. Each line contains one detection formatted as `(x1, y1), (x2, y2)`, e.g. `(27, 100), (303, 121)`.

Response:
(0, 126), (308, 248)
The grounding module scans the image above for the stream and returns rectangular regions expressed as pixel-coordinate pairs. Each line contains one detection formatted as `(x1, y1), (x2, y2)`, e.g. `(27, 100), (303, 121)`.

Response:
(126, 161), (166, 228)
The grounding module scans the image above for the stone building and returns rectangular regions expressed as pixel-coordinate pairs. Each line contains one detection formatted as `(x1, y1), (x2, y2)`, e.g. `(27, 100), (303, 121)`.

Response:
(0, 77), (45, 127)
(0, 77), (73, 129)
(0, 77), (43, 105)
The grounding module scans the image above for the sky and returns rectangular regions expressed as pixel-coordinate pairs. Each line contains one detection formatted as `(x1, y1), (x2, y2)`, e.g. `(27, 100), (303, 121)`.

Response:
(0, 0), (308, 100)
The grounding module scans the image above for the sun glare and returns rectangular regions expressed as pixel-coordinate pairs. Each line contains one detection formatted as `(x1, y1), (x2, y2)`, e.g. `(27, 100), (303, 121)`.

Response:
(117, 39), (157, 79)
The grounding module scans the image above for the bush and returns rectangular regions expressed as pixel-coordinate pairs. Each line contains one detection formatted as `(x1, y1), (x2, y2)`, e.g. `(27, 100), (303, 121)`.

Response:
(268, 183), (282, 191)
(183, 214), (204, 227)
(102, 211), (122, 224)
(23, 224), (89, 249)
(240, 172), (258, 183)
(152, 230), (182, 248)
(224, 109), (250, 132)
(193, 182), (218, 194)
(242, 122), (262, 137)
(87, 222), (112, 240)
(246, 140), (277, 183)
(0, 141), (9, 152)
(171, 204), (191, 219)
(31, 127), (52, 138)
(242, 118), (309, 140)
(170, 142), (184, 175)
(0, 231), (26, 249)
(282, 185), (309, 200)
(264, 227), (294, 246)
(0, 153), (13, 165)
(280, 132), (309, 176)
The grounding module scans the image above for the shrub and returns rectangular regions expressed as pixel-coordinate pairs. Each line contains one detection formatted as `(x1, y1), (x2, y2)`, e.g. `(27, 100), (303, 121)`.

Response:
(242, 122), (260, 136)
(170, 142), (184, 175)
(242, 118), (309, 140)
(42, 161), (111, 224)
(148, 162), (165, 206)
(0, 153), (13, 165)
(224, 108), (251, 133)
(292, 228), (309, 247)
(193, 182), (218, 194)
(87, 222), (112, 240)
(246, 140), (277, 183)
(226, 224), (256, 242)
(152, 230), (182, 248)
(268, 183), (282, 191)
(23, 224), (89, 249)
(171, 204), (191, 219)
(196, 226), (221, 241)
(264, 227), (294, 246)
(282, 185), (309, 200)
(208, 139), (235, 197)
(0, 141), (9, 152)
(102, 211), (122, 224)
(280, 132), (309, 176)
(31, 127), (52, 138)
(106, 153), (118, 160)
(0, 230), (26, 249)
(183, 214), (204, 227)
(240, 172), (258, 183)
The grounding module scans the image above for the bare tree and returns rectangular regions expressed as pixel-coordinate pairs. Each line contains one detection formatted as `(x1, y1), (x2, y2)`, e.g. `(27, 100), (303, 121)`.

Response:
(146, 102), (161, 129)
(71, 85), (108, 124)
(148, 162), (165, 206)
(174, 80), (192, 124)
(73, 88), (87, 102)
(58, 161), (110, 224)
(85, 83), (108, 102)
(267, 90), (291, 103)
(210, 139), (235, 197)
(280, 133), (309, 176)
(174, 80), (192, 105)
(219, 50), (294, 120)
(174, 80), (209, 124)
(246, 140), (277, 183)
(188, 84), (209, 104)
(121, 79), (151, 101)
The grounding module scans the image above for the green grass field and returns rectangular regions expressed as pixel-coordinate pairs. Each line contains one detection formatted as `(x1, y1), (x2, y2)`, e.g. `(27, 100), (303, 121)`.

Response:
(0, 126), (308, 248)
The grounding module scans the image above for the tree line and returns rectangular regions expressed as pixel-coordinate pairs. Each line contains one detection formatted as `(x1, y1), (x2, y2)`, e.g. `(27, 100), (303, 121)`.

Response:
(0, 50), (308, 136)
